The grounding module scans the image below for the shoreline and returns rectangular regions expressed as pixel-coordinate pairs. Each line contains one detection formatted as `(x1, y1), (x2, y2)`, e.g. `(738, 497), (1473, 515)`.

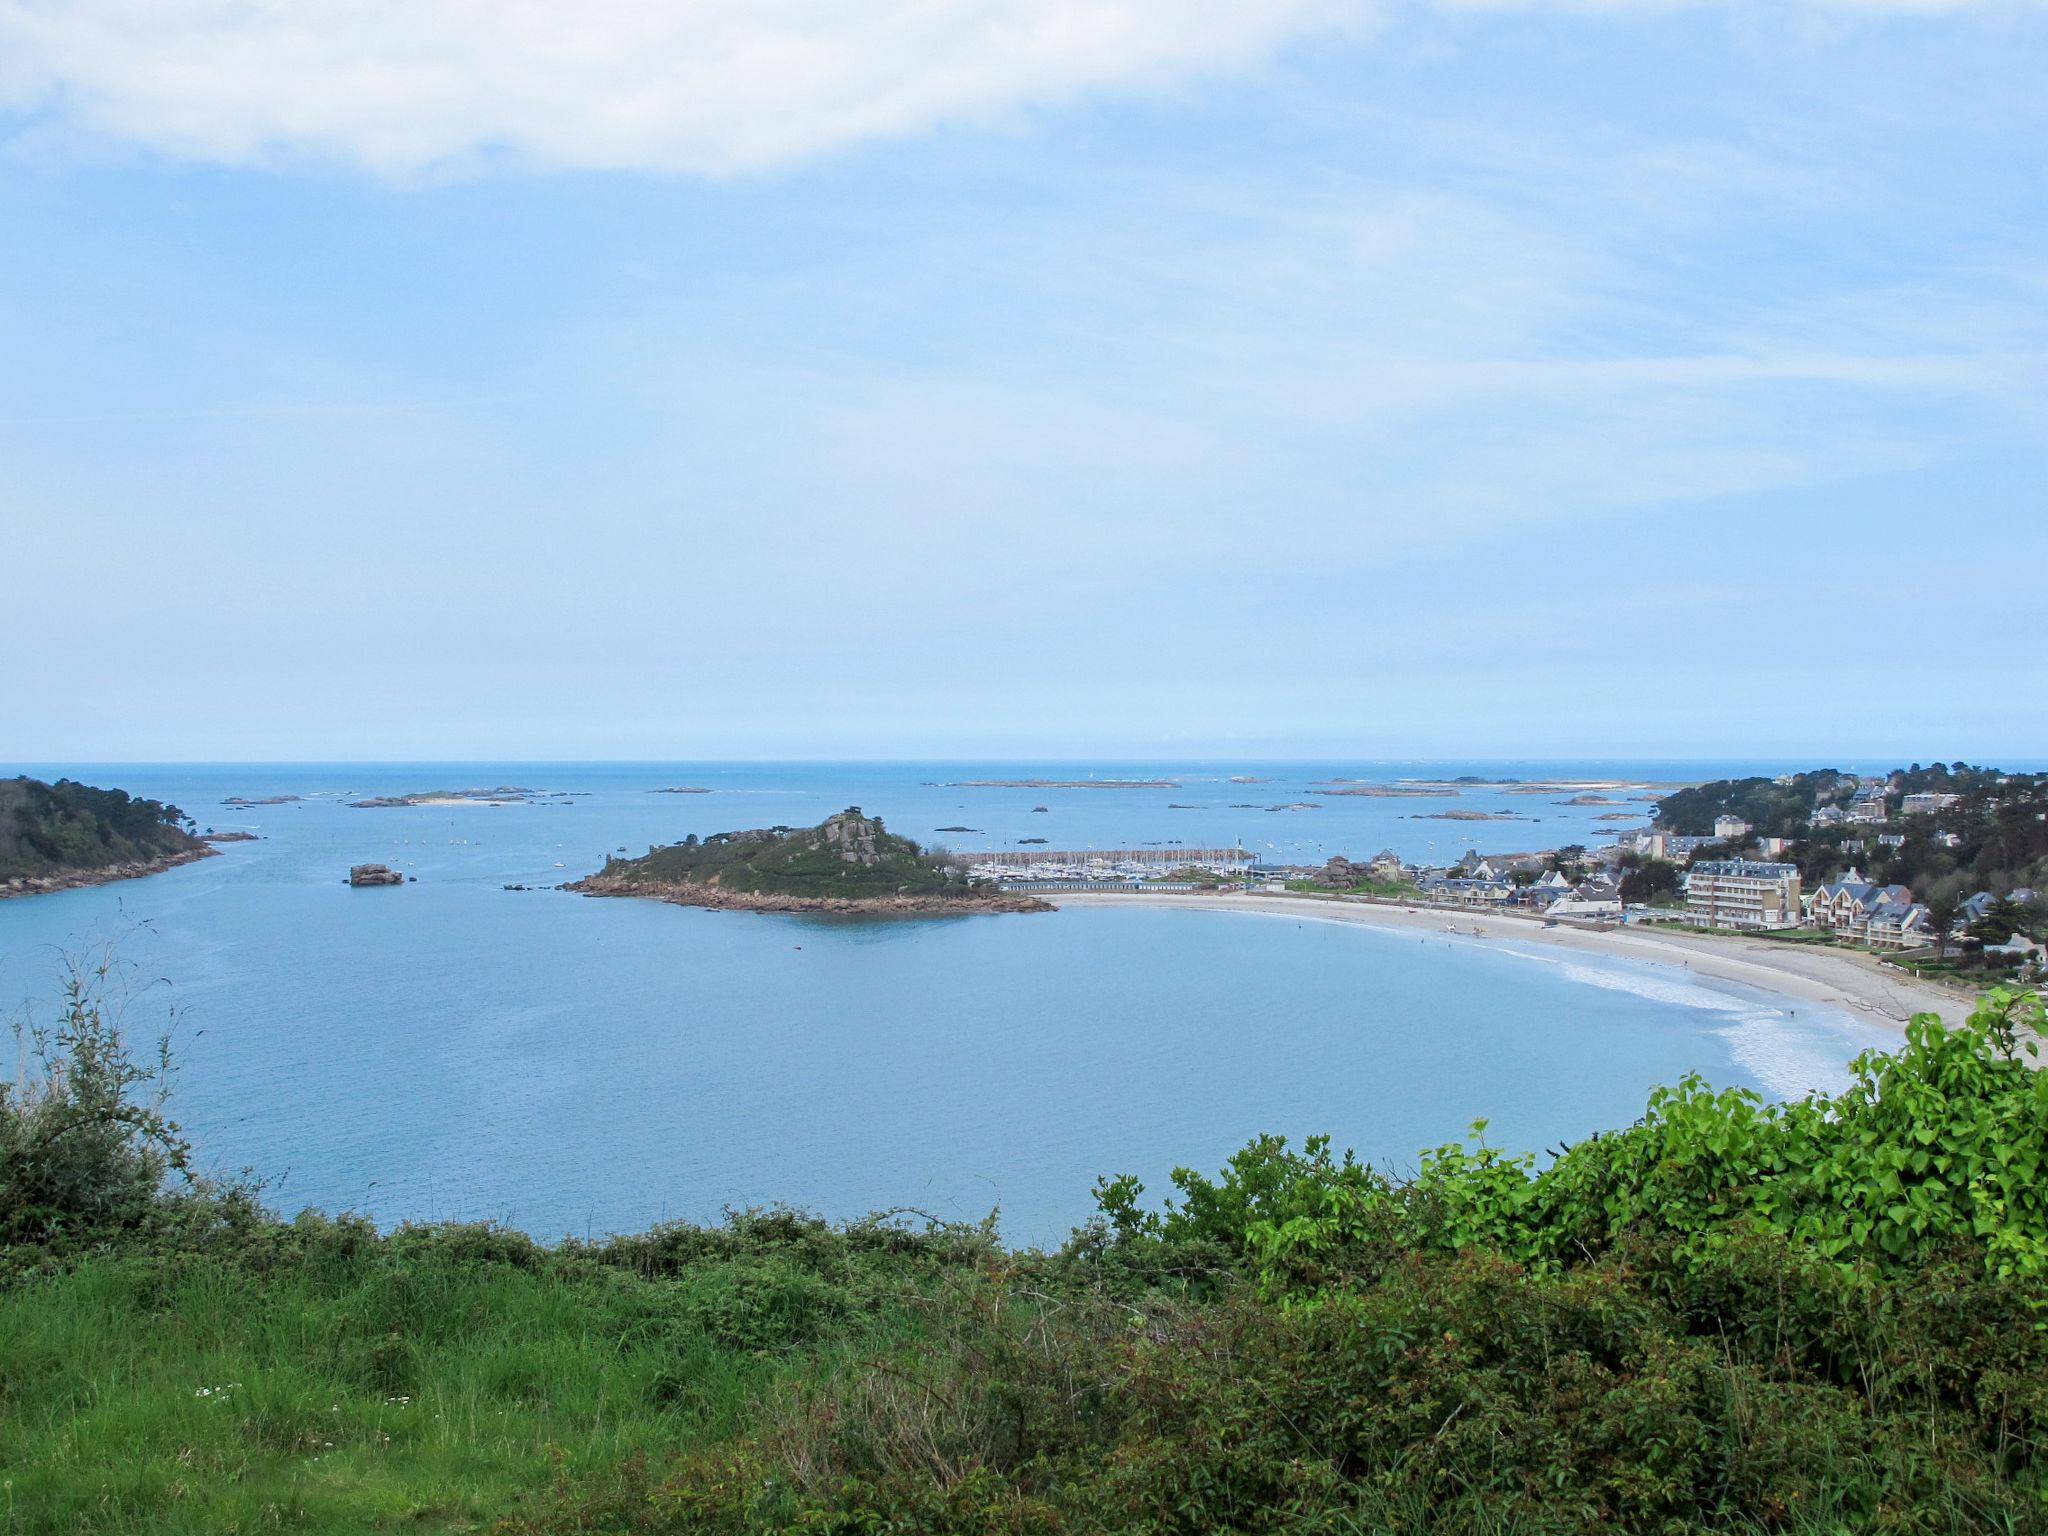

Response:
(1051, 890), (1981, 1033)
(0, 843), (220, 902)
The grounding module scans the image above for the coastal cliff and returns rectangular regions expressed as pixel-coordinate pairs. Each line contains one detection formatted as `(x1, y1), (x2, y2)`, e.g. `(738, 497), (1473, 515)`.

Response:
(569, 807), (1050, 915)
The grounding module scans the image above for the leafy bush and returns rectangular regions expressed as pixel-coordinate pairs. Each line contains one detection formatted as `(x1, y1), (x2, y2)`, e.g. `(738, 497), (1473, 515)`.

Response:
(0, 952), (198, 1244)
(1102, 989), (2048, 1298)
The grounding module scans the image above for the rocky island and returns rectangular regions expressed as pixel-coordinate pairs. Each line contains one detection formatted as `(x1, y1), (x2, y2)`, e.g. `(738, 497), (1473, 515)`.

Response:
(1313, 784), (1458, 797)
(570, 808), (1051, 916)
(1, 776), (217, 898)
(347, 863), (406, 887)
(349, 786), (534, 808)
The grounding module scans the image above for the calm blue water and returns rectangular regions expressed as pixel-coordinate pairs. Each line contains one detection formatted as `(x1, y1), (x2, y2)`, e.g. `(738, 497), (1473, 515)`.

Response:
(0, 761), (1894, 1245)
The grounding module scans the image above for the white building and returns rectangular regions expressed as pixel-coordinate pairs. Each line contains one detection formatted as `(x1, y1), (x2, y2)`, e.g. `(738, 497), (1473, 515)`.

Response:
(1685, 860), (1803, 931)
(1713, 816), (1752, 842)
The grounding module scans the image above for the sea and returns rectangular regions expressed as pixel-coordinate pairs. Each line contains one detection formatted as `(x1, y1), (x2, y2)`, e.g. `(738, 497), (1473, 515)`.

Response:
(0, 760), (1896, 1246)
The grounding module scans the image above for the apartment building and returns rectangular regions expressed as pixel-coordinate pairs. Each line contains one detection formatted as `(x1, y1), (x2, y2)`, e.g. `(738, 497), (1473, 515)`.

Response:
(1685, 859), (1803, 931)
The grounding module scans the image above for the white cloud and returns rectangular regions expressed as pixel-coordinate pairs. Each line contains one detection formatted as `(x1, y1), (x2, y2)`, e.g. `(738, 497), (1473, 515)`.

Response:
(1, 0), (2031, 175)
(0, 0), (1364, 174)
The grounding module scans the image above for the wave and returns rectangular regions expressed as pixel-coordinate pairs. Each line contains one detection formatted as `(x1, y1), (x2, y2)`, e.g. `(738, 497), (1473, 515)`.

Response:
(1483, 941), (1869, 1098)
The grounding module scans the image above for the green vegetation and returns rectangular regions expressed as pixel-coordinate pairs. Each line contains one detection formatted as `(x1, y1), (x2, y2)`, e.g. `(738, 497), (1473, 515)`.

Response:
(1616, 854), (1683, 906)
(0, 776), (202, 883)
(585, 808), (978, 902)
(1655, 772), (1836, 839)
(3, 961), (2046, 1534)
(1284, 876), (1415, 898)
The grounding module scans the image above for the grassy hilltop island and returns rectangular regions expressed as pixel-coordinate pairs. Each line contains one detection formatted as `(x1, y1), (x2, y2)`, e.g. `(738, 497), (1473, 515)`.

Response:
(571, 807), (1051, 914)
(0, 776), (215, 898)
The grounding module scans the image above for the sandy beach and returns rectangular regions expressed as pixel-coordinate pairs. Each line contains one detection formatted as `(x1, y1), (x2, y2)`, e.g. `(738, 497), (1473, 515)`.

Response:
(1052, 890), (1982, 1034)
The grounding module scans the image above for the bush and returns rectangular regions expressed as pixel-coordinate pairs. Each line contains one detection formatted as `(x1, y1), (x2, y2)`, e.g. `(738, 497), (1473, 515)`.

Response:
(0, 951), (200, 1245)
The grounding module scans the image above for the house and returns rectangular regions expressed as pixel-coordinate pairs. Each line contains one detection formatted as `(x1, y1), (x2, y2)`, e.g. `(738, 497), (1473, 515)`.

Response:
(1421, 874), (1514, 907)
(1847, 797), (1889, 826)
(1546, 884), (1623, 920)
(1863, 899), (1931, 949)
(1876, 832), (1906, 849)
(1713, 815), (1752, 842)
(1902, 792), (1961, 817)
(1758, 836), (1793, 856)
(1808, 870), (1917, 942)
(1958, 889), (2043, 931)
(1510, 869), (1574, 908)
(1935, 831), (1962, 849)
(1810, 806), (1846, 829)
(1685, 860), (1803, 931)
(1985, 934), (2046, 971)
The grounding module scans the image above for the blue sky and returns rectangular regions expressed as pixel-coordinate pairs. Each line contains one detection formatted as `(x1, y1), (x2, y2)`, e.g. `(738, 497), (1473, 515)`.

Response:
(3, 1), (2043, 762)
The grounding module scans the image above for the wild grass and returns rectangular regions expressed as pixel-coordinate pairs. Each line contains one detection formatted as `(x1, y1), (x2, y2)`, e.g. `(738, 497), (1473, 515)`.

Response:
(0, 1214), (983, 1534)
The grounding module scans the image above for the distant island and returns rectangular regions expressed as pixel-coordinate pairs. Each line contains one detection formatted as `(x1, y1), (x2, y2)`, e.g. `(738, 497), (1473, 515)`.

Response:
(349, 786), (534, 808)
(949, 778), (1180, 790)
(649, 786), (711, 794)
(222, 794), (301, 807)
(570, 808), (1051, 915)
(1, 776), (216, 897)
(1312, 785), (1458, 797)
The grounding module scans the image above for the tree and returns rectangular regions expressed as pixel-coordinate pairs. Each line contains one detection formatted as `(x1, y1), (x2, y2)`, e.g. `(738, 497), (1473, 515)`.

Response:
(1969, 897), (2029, 950)
(1620, 859), (1682, 907)
(1547, 844), (1588, 882)
(1924, 894), (1960, 959)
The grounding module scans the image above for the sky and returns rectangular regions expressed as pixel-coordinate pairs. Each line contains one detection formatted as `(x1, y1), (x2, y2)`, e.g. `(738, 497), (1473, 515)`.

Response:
(2, 0), (2044, 763)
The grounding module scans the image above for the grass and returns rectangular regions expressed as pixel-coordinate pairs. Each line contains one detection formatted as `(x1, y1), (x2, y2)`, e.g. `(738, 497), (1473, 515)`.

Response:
(0, 1217), (966, 1534)
(1281, 878), (1419, 899)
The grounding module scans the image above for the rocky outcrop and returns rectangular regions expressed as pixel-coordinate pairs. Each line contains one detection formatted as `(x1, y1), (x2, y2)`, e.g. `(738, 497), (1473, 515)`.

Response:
(202, 831), (259, 843)
(347, 863), (405, 887)
(817, 808), (887, 866)
(1320, 855), (1362, 887)
(0, 845), (218, 900)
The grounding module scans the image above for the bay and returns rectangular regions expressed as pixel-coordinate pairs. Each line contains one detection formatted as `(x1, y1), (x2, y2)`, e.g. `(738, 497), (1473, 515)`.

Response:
(0, 760), (1891, 1244)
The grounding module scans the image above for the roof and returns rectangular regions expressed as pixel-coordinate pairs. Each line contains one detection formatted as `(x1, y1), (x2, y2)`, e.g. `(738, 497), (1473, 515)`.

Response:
(1690, 860), (1799, 879)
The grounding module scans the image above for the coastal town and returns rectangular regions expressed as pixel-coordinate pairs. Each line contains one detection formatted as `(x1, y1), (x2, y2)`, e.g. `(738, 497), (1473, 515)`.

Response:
(963, 764), (2048, 983)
